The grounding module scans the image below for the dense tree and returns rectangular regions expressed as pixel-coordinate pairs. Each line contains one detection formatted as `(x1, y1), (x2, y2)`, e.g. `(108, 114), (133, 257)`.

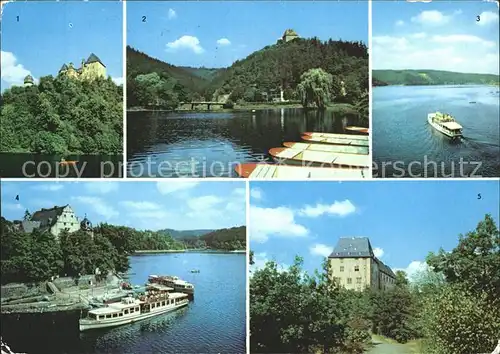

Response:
(1, 75), (122, 154)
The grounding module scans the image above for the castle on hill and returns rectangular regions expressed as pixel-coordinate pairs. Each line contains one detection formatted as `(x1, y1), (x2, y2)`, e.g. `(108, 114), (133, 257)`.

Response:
(277, 29), (300, 45)
(23, 53), (106, 87)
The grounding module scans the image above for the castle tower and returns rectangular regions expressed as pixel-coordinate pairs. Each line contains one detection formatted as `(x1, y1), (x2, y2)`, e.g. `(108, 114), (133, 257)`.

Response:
(66, 62), (78, 79)
(80, 214), (94, 238)
(58, 64), (68, 76)
(282, 29), (299, 43)
(23, 75), (34, 87)
(81, 53), (106, 80)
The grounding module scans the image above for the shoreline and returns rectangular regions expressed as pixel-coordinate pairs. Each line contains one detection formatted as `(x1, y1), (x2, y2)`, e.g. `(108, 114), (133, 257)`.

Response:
(372, 83), (500, 88)
(132, 249), (246, 255)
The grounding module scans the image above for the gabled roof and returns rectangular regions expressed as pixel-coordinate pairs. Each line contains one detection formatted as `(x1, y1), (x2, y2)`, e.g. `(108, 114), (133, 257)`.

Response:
(59, 64), (68, 72)
(328, 237), (374, 258)
(86, 53), (106, 67)
(31, 205), (68, 229)
(283, 29), (298, 36)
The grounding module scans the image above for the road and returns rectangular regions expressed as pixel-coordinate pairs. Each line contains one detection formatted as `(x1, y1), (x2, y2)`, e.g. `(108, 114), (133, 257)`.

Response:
(365, 335), (422, 354)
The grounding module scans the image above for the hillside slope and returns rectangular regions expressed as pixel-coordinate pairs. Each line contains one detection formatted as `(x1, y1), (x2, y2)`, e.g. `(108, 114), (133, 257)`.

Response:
(157, 228), (214, 240)
(373, 69), (499, 86)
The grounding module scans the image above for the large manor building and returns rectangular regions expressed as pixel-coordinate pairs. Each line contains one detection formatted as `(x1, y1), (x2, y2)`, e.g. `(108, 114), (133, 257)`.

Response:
(328, 237), (396, 291)
(14, 205), (93, 239)
(23, 53), (106, 87)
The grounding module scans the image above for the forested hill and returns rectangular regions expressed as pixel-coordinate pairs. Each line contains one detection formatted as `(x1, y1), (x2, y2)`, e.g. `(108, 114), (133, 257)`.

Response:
(157, 228), (214, 240)
(373, 69), (500, 86)
(127, 37), (368, 112)
(177, 226), (246, 251)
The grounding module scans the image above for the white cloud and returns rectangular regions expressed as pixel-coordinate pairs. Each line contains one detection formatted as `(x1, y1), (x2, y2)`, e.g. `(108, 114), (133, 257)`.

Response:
(32, 183), (63, 191)
(216, 38), (231, 46)
(84, 182), (118, 194)
(373, 32), (499, 74)
(232, 187), (246, 197)
(394, 261), (428, 281)
(250, 206), (308, 243)
(187, 195), (223, 211)
(168, 8), (177, 20)
(72, 196), (118, 220)
(1, 51), (33, 87)
(250, 252), (289, 273)
(396, 20), (405, 26)
(166, 36), (204, 54)
(121, 201), (162, 210)
(156, 181), (199, 195)
(298, 200), (356, 218)
(112, 76), (123, 85)
(373, 247), (384, 258)
(476, 11), (499, 26)
(310, 243), (333, 257)
(250, 187), (263, 200)
(411, 10), (450, 25)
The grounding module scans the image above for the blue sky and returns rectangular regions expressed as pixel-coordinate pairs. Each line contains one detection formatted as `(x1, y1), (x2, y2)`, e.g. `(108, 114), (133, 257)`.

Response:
(373, 1), (499, 74)
(1, 1), (123, 90)
(1, 181), (246, 231)
(249, 181), (500, 279)
(127, 2), (368, 68)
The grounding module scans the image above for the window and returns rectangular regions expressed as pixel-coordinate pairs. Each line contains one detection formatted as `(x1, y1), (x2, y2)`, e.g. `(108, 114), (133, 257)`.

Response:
(130, 308), (135, 313)
(119, 313), (123, 317)
(354, 266), (359, 272)
(357, 277), (362, 284)
(347, 278), (352, 284)
(340, 266), (344, 272)
(152, 303), (155, 308)
(136, 307), (140, 311)
(105, 315), (111, 319)
(124, 310), (129, 314)
(340, 259), (344, 263)
(98, 315), (103, 320)
(112, 313), (117, 318)
(162, 301), (165, 306)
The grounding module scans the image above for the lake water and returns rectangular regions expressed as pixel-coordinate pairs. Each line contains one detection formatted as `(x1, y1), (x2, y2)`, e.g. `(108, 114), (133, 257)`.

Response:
(373, 85), (500, 178)
(127, 109), (365, 178)
(0, 253), (246, 354)
(0, 153), (123, 178)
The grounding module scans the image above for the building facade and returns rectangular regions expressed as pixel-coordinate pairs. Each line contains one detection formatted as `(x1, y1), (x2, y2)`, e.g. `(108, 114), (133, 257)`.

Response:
(17, 205), (91, 239)
(282, 29), (299, 43)
(58, 53), (106, 81)
(328, 237), (396, 291)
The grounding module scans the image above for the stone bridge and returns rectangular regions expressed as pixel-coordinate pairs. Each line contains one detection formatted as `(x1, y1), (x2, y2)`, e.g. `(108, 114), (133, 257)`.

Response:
(178, 101), (226, 110)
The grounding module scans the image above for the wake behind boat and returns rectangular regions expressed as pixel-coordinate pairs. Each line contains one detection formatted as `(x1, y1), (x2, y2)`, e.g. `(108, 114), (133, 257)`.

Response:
(427, 112), (463, 138)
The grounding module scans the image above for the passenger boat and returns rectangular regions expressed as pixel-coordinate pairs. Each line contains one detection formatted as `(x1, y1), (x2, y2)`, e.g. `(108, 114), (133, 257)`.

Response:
(235, 163), (368, 179)
(427, 112), (463, 138)
(148, 275), (194, 295)
(303, 132), (368, 141)
(269, 147), (370, 168)
(283, 142), (368, 155)
(302, 135), (369, 147)
(79, 288), (189, 331)
(345, 126), (369, 135)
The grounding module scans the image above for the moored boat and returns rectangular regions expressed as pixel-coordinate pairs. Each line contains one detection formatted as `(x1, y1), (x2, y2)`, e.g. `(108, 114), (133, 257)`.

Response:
(269, 147), (370, 168)
(148, 275), (195, 295)
(283, 142), (368, 155)
(427, 112), (463, 138)
(302, 135), (369, 147)
(234, 163), (368, 179)
(79, 291), (189, 331)
(302, 132), (368, 141)
(345, 126), (369, 135)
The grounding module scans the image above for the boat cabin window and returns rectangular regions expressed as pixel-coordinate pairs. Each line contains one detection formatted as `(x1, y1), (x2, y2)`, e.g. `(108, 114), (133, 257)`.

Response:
(162, 301), (165, 306)
(112, 313), (118, 318)
(136, 307), (140, 311)
(130, 308), (135, 313)
(98, 315), (104, 320)
(152, 303), (156, 308)
(124, 309), (129, 314)
(89, 313), (97, 320)
(106, 314), (111, 319)
(119, 313), (123, 317)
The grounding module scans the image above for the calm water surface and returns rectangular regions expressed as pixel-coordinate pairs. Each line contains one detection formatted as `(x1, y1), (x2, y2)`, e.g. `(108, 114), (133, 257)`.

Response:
(127, 109), (364, 177)
(0, 253), (246, 354)
(373, 85), (499, 177)
(0, 153), (123, 178)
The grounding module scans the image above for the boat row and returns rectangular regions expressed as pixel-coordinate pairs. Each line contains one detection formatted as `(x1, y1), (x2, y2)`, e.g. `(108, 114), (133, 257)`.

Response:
(79, 282), (189, 331)
(235, 129), (370, 179)
(148, 275), (195, 295)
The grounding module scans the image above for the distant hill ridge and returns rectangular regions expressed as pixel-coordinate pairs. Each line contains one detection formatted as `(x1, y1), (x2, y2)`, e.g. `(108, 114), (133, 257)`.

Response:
(158, 228), (214, 239)
(373, 69), (499, 86)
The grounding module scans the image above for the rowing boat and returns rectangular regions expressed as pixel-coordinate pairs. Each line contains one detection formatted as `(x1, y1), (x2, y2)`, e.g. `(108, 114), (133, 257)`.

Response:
(269, 147), (370, 168)
(283, 142), (368, 155)
(303, 132), (368, 141)
(345, 126), (369, 135)
(302, 135), (369, 147)
(235, 163), (367, 179)
(59, 161), (78, 165)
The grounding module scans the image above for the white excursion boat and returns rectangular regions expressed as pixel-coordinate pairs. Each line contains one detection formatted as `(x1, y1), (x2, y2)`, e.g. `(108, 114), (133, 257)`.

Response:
(148, 275), (195, 295)
(79, 288), (189, 331)
(427, 112), (463, 138)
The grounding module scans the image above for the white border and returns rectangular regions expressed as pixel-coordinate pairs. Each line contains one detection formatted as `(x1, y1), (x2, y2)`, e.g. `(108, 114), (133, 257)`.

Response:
(245, 180), (250, 354)
(368, 0), (373, 179)
(122, 0), (127, 179)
